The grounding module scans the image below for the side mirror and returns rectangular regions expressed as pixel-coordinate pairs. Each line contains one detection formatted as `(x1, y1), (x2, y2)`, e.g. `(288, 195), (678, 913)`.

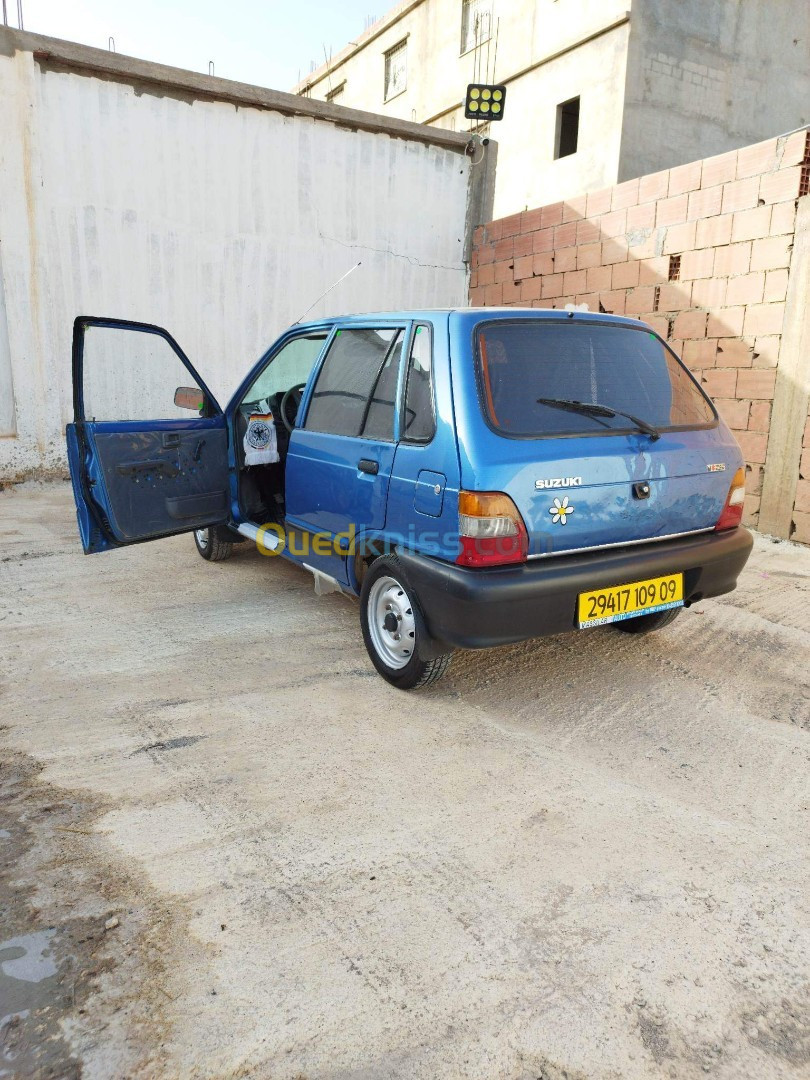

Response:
(174, 386), (204, 411)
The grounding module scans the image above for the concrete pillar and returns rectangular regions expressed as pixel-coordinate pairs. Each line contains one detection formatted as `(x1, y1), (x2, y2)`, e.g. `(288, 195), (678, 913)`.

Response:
(0, 257), (14, 436)
(464, 138), (498, 264)
(758, 197), (810, 538)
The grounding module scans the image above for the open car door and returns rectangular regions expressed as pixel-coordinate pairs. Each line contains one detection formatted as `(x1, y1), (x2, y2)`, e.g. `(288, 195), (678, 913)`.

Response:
(66, 317), (230, 554)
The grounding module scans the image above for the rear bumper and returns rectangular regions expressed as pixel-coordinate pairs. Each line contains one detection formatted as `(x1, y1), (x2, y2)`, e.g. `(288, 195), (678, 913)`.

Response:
(397, 527), (753, 650)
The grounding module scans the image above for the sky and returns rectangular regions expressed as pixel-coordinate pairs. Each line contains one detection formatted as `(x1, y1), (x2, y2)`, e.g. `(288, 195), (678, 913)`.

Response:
(11, 0), (387, 91)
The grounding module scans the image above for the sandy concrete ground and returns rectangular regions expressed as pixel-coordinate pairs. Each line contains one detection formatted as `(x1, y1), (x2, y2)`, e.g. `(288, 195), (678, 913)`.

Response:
(1, 481), (808, 1080)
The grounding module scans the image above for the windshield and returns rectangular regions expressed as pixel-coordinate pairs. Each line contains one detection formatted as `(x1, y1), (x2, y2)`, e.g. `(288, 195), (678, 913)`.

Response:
(477, 320), (715, 438)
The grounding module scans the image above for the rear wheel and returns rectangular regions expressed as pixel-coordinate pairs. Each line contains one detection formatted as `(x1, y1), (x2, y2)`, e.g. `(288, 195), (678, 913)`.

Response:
(614, 608), (681, 634)
(360, 555), (452, 689)
(194, 526), (234, 562)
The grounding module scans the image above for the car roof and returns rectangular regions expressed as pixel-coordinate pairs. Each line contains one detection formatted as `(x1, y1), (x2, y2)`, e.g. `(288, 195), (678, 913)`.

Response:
(296, 307), (647, 332)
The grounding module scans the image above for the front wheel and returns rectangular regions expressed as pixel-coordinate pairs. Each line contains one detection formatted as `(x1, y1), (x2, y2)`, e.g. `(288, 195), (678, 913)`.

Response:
(614, 607), (681, 634)
(360, 555), (452, 690)
(194, 526), (234, 562)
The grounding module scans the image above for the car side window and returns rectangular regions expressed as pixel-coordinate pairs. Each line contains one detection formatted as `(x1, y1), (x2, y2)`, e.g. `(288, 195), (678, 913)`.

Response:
(240, 333), (328, 410)
(81, 325), (204, 422)
(305, 328), (404, 440)
(401, 325), (436, 443)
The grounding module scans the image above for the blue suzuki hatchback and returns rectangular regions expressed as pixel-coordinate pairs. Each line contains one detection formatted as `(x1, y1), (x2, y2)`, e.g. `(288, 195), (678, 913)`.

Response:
(66, 309), (752, 688)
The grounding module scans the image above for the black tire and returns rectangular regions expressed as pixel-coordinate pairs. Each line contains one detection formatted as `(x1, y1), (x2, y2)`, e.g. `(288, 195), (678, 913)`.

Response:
(614, 607), (682, 634)
(360, 554), (453, 690)
(193, 526), (234, 562)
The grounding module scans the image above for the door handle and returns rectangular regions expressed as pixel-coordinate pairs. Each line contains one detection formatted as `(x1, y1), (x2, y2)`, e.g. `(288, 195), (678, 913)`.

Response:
(358, 458), (379, 475)
(116, 460), (179, 478)
(162, 432), (181, 448)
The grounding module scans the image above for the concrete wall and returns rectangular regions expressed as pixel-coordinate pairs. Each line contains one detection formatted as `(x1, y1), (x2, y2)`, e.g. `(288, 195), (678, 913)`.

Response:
(470, 128), (810, 544)
(620, 0), (810, 182)
(0, 27), (488, 479)
(0, 268), (14, 437)
(296, 0), (632, 218)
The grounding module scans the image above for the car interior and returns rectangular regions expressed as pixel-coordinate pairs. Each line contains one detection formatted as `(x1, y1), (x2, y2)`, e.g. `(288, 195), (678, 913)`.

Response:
(234, 332), (329, 523)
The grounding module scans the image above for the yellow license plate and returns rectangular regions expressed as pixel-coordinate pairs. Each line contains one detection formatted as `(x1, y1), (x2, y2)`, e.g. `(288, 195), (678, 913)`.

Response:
(578, 573), (684, 628)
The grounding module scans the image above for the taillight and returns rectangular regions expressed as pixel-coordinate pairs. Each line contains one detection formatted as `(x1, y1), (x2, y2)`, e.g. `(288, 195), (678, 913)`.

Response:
(457, 490), (528, 567)
(715, 468), (746, 531)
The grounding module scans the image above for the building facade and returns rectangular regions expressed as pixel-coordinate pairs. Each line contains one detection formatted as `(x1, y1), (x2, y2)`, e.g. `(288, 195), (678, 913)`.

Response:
(295, 0), (810, 219)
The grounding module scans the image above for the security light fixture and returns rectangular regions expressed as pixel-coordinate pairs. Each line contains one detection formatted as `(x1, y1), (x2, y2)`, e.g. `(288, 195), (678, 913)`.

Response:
(465, 83), (506, 121)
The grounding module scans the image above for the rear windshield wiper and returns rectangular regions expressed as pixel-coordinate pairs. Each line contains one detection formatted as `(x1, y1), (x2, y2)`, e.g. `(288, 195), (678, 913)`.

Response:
(536, 397), (660, 441)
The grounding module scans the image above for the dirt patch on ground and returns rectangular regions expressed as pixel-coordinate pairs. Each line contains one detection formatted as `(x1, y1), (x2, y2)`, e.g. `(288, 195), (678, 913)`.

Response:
(0, 748), (187, 1078)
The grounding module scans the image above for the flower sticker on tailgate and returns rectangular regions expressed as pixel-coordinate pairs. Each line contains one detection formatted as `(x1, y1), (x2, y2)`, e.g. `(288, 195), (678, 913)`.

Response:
(549, 496), (575, 525)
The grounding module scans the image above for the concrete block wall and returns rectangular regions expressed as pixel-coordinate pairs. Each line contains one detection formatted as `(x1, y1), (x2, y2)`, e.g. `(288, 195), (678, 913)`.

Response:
(470, 128), (810, 544)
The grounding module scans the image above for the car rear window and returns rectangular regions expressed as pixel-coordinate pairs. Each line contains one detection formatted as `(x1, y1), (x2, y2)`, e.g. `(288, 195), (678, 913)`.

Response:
(477, 320), (715, 437)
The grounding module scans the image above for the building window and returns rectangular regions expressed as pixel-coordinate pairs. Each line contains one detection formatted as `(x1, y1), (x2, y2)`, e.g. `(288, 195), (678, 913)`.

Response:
(326, 81), (345, 104)
(384, 40), (407, 101)
(554, 96), (580, 158)
(461, 0), (492, 55)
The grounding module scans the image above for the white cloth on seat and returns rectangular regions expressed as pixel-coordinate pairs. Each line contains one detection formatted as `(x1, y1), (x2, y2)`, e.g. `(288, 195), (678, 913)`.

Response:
(244, 412), (279, 466)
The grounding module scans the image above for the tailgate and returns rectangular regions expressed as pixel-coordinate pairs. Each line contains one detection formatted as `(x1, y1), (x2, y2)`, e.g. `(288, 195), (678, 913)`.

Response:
(470, 435), (733, 558)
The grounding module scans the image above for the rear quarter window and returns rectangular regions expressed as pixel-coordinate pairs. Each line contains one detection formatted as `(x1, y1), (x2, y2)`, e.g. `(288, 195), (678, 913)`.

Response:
(402, 325), (436, 443)
(477, 320), (715, 438)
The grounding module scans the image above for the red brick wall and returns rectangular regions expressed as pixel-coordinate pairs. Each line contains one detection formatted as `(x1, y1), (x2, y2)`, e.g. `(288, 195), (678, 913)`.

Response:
(470, 129), (810, 541)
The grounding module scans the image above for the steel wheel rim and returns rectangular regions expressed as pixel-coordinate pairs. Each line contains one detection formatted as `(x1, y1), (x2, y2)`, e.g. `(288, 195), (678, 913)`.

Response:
(367, 575), (416, 670)
(195, 528), (209, 550)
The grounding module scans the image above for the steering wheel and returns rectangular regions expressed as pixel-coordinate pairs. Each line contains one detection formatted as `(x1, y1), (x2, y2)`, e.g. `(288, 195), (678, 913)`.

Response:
(280, 382), (306, 433)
